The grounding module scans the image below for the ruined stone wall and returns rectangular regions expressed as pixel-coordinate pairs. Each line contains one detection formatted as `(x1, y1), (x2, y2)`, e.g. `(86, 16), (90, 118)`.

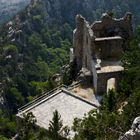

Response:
(73, 13), (132, 94)
(91, 12), (132, 39)
(97, 71), (122, 94)
(73, 13), (132, 71)
(73, 15), (96, 72)
(94, 37), (124, 60)
(73, 15), (85, 71)
(73, 15), (98, 93)
(82, 21), (94, 71)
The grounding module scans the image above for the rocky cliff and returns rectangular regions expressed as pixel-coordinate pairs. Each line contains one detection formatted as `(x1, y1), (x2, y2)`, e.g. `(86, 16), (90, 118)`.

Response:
(119, 117), (140, 140)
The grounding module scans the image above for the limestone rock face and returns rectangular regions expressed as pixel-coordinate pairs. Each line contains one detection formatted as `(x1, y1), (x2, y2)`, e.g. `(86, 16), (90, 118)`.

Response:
(119, 117), (140, 140)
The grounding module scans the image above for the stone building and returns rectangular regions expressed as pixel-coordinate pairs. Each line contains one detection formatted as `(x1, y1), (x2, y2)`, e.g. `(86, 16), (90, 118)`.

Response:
(72, 13), (132, 94)
(16, 88), (98, 136)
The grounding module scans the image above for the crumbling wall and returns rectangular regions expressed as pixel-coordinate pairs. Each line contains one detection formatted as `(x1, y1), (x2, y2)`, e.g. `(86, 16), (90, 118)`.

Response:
(82, 19), (95, 71)
(72, 13), (132, 94)
(73, 15), (96, 72)
(73, 15), (85, 71)
(73, 15), (98, 92)
(91, 12), (132, 39)
(94, 37), (124, 60)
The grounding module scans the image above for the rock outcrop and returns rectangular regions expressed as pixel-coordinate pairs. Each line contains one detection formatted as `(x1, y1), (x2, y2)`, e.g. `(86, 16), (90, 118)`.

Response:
(119, 117), (140, 140)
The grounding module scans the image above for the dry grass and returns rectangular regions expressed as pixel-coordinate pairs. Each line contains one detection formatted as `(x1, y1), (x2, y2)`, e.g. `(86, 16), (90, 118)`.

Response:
(71, 86), (94, 101)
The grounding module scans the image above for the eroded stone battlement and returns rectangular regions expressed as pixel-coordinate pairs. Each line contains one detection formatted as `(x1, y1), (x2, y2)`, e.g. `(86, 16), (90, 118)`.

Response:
(91, 12), (132, 38)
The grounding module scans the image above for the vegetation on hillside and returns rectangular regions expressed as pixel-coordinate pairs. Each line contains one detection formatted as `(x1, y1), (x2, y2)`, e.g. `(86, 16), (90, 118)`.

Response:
(0, 0), (140, 139)
(0, 2), (72, 139)
(14, 30), (140, 140)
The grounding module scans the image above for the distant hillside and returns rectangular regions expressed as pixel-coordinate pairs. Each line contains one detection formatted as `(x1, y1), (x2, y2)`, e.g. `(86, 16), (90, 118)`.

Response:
(0, 0), (30, 25)
(38, 0), (140, 28)
(1, 0), (140, 28)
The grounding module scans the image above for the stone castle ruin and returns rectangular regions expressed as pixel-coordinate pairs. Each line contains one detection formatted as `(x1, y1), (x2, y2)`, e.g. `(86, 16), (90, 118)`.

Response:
(71, 13), (132, 94)
(16, 13), (133, 138)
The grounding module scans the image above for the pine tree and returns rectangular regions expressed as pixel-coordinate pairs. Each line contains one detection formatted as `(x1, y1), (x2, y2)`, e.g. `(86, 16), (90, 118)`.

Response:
(48, 110), (63, 140)
(19, 112), (36, 140)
